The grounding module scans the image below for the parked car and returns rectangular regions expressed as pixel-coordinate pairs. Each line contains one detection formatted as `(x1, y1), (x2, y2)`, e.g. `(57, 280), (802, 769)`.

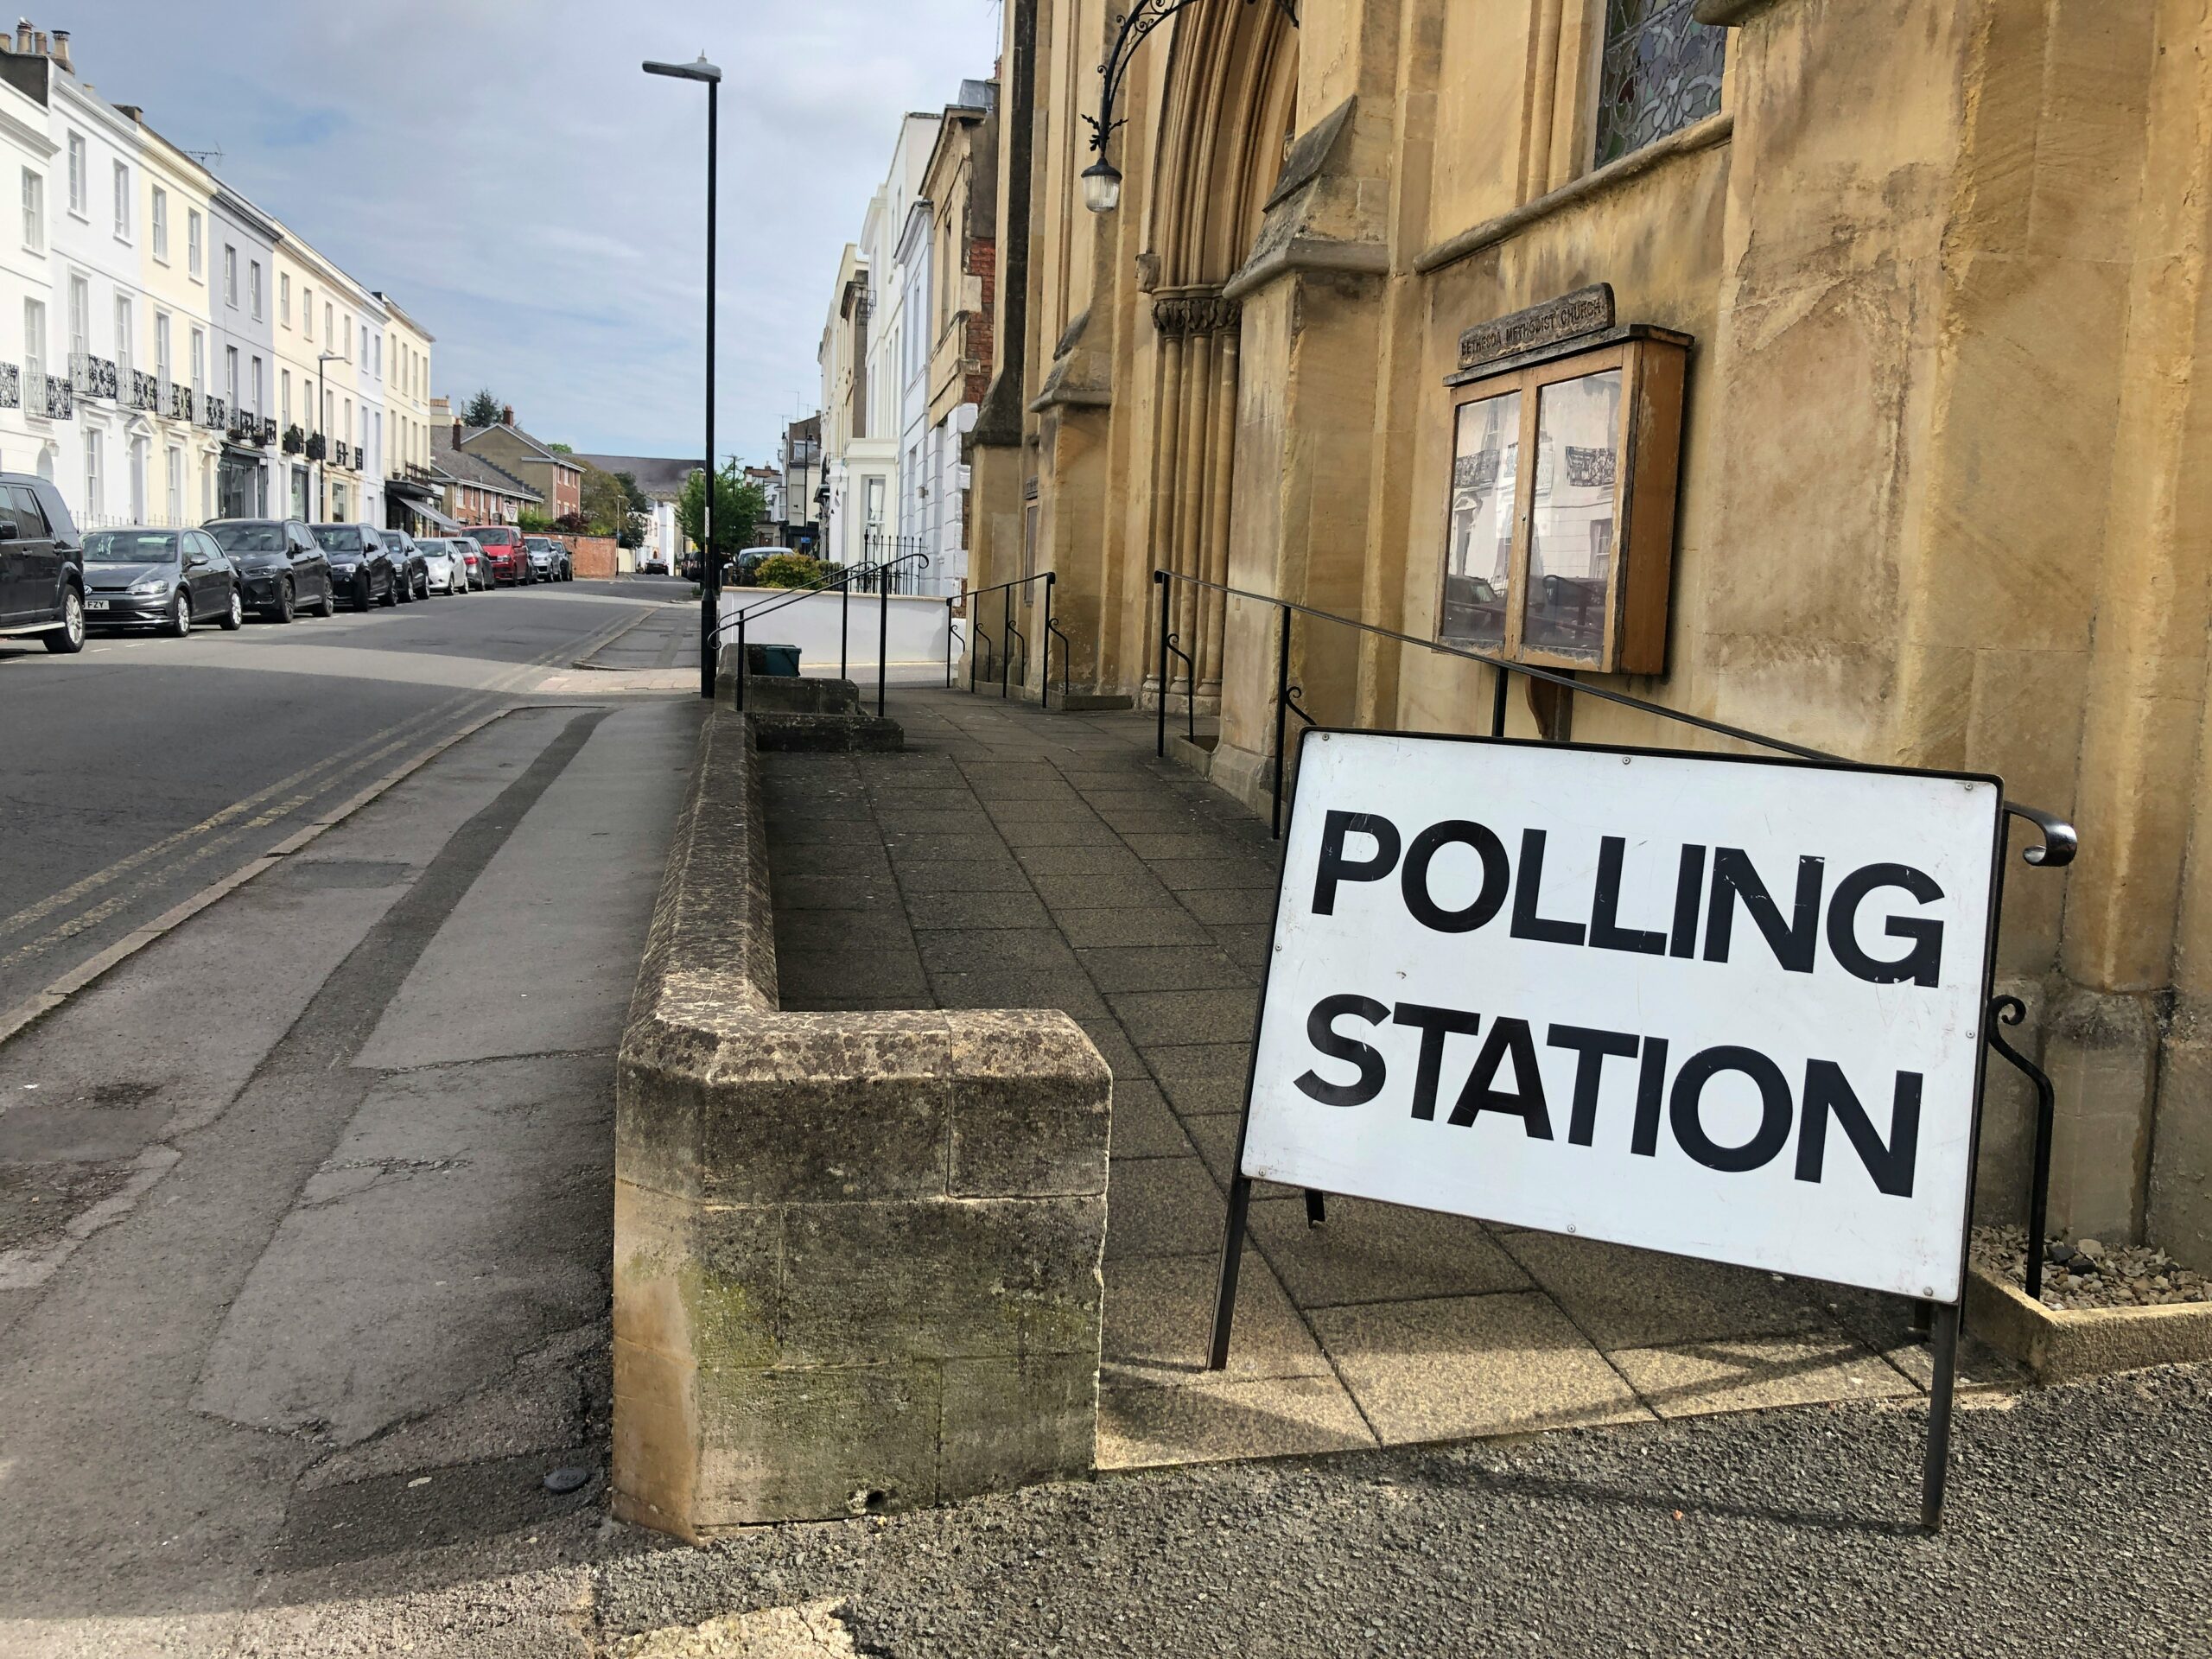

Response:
(453, 535), (490, 590)
(466, 524), (529, 585)
(82, 526), (244, 636)
(415, 537), (467, 595)
(378, 529), (429, 602)
(523, 535), (569, 582)
(641, 550), (670, 575)
(204, 518), (335, 622)
(0, 470), (86, 653)
(310, 524), (397, 611)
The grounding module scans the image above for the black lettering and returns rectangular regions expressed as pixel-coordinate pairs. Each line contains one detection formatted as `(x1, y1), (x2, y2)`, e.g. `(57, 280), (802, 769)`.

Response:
(1294, 995), (1391, 1107)
(1392, 1002), (1483, 1121)
(1631, 1037), (1669, 1155)
(1402, 821), (1510, 934)
(1703, 849), (1825, 974)
(1669, 1046), (1795, 1173)
(1313, 810), (1401, 916)
(1447, 1016), (1554, 1137)
(1510, 829), (1587, 947)
(1669, 844), (1707, 958)
(1827, 862), (1946, 988)
(1548, 1025), (1641, 1146)
(1796, 1060), (1922, 1197)
(1589, 836), (1666, 956)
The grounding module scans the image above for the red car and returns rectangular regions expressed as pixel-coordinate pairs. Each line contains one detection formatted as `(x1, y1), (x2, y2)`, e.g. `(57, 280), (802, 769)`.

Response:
(465, 524), (531, 584)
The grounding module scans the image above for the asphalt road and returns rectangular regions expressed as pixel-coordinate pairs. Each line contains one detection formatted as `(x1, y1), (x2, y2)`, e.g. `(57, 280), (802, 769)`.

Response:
(0, 573), (699, 1016)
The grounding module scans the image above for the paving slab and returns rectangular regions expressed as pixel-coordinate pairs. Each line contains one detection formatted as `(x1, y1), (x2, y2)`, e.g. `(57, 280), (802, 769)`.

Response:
(1609, 1333), (1920, 1419)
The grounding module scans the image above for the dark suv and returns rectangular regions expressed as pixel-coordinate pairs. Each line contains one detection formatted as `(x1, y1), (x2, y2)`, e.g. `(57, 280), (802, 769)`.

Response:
(204, 518), (335, 622)
(310, 524), (397, 611)
(0, 470), (86, 653)
(378, 529), (429, 602)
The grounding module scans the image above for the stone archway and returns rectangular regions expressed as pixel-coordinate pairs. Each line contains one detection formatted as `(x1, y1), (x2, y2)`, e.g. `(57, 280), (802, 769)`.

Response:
(1140, 1), (1297, 712)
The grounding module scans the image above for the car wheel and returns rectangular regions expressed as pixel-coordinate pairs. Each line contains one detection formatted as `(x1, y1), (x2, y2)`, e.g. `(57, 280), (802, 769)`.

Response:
(167, 590), (192, 639)
(355, 577), (374, 613)
(379, 575), (397, 608)
(221, 588), (244, 631)
(311, 582), (334, 617)
(272, 580), (296, 624)
(42, 588), (85, 654)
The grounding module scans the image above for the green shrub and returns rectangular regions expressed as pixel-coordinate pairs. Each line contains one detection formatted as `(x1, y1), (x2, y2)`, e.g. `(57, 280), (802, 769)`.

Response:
(753, 552), (826, 589)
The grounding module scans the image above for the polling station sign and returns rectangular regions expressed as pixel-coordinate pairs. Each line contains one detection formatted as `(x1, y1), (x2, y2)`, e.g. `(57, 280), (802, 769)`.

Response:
(1240, 731), (2006, 1303)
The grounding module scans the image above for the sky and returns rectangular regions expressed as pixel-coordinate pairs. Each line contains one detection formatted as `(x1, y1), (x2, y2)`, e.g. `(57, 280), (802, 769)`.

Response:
(67, 0), (1004, 466)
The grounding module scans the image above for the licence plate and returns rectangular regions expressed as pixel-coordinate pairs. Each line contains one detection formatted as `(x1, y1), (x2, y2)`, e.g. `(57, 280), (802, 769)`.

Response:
(86, 599), (111, 612)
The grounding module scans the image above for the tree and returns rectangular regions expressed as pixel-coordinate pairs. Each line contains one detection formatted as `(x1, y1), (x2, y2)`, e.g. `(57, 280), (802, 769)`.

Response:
(462, 388), (504, 428)
(579, 466), (654, 549)
(547, 442), (574, 454)
(677, 459), (768, 565)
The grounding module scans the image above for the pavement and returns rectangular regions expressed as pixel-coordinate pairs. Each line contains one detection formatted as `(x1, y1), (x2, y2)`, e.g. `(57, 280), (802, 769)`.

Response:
(760, 690), (2024, 1474)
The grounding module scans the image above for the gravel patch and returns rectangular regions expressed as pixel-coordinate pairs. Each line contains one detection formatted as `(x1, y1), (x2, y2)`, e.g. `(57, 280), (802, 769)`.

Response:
(1973, 1225), (2209, 1311)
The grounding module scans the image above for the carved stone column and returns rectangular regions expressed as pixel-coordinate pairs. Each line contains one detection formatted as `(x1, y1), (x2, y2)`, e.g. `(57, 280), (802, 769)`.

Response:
(1147, 289), (1243, 711)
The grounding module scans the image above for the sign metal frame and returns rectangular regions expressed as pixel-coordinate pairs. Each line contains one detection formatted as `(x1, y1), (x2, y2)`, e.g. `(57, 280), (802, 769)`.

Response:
(1206, 725), (2012, 1532)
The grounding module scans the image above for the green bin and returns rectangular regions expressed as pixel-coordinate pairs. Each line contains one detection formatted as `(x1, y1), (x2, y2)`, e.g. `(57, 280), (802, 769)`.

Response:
(747, 643), (802, 678)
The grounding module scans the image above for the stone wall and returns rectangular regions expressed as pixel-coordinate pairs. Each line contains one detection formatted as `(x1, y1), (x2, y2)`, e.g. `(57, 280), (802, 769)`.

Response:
(613, 707), (1110, 1536)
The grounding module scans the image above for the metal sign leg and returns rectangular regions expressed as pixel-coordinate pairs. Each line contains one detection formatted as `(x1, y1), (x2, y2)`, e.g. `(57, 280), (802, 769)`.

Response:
(1206, 1173), (1255, 1370)
(1921, 1300), (1961, 1532)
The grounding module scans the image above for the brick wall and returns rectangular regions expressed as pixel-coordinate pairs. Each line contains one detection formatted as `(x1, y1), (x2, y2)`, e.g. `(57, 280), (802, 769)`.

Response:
(963, 238), (997, 406)
(555, 534), (620, 578)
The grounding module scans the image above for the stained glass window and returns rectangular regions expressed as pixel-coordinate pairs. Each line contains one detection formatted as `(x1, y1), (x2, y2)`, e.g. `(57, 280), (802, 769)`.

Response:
(1595, 0), (1726, 168)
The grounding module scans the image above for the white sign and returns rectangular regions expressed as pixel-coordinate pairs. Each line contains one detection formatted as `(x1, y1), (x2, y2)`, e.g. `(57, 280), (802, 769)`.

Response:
(1241, 731), (2005, 1302)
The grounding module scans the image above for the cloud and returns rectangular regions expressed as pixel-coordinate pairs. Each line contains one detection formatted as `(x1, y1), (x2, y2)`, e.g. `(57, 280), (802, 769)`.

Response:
(70, 0), (1003, 461)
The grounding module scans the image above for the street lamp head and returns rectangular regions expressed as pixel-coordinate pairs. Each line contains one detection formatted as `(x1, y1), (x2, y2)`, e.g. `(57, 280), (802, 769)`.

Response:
(643, 54), (721, 84)
(1081, 158), (1123, 215)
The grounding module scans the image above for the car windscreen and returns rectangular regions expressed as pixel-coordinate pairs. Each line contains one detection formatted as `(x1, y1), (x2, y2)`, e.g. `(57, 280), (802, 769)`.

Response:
(312, 527), (366, 553)
(473, 530), (516, 545)
(207, 522), (283, 555)
(416, 539), (448, 554)
(85, 531), (178, 563)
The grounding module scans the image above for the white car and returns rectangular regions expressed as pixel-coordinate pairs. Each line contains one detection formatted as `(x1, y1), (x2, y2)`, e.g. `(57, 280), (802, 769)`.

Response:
(416, 538), (467, 594)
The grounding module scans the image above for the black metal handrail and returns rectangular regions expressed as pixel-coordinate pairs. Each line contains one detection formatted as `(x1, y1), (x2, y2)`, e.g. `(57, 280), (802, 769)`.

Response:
(1154, 563), (2078, 1392)
(953, 571), (1067, 708)
(721, 552), (929, 719)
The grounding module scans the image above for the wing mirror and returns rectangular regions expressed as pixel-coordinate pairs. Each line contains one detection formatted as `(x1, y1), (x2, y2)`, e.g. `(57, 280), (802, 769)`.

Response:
(0, 521), (17, 542)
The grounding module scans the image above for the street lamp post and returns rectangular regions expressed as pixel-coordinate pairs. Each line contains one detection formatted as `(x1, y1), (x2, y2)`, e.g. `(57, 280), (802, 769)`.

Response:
(316, 351), (343, 520)
(644, 51), (723, 700)
(1081, 0), (1299, 213)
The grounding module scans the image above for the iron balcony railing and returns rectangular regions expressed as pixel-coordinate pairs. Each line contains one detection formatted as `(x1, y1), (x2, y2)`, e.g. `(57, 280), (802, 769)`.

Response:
(199, 391), (226, 430)
(128, 369), (160, 413)
(69, 352), (117, 400)
(0, 362), (18, 410)
(33, 371), (72, 419)
(168, 382), (195, 422)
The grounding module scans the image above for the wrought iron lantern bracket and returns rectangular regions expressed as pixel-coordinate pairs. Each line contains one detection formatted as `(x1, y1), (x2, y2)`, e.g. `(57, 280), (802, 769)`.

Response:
(1083, 0), (1299, 210)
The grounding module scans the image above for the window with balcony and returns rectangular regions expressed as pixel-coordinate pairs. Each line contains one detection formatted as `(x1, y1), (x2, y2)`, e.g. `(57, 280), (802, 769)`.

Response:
(224, 245), (238, 307)
(1594, 0), (1726, 168)
(188, 209), (202, 280)
(112, 296), (131, 385)
(112, 161), (130, 238)
(251, 354), (263, 416)
(155, 312), (170, 391)
(23, 297), (45, 396)
(67, 276), (86, 360)
(190, 327), (205, 400)
(21, 168), (41, 254)
(66, 131), (84, 216)
(281, 368), (290, 428)
(150, 186), (167, 261)
(226, 346), (238, 409)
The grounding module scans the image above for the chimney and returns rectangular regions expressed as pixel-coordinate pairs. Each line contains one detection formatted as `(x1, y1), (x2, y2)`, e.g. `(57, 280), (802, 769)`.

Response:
(14, 22), (30, 54)
(49, 28), (67, 71)
(500, 404), (513, 426)
(452, 421), (463, 448)
(31, 30), (44, 55)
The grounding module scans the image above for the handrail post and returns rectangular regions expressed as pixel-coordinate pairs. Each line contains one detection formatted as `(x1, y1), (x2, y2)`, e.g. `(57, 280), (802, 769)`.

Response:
(1154, 569), (1170, 757)
(1271, 603), (1292, 840)
(878, 575), (890, 718)
(945, 598), (955, 689)
(841, 578), (850, 680)
(1002, 588), (1014, 700)
(1042, 573), (1056, 710)
(734, 610), (747, 713)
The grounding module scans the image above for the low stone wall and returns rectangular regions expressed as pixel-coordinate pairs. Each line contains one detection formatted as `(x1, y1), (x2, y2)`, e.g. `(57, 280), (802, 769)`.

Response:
(613, 706), (1110, 1536)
